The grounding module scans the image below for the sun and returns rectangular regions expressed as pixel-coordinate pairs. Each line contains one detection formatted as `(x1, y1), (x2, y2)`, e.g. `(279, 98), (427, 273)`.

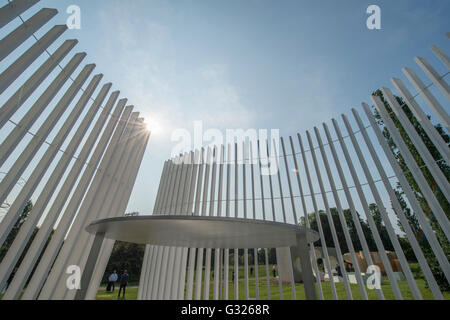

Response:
(144, 118), (162, 135)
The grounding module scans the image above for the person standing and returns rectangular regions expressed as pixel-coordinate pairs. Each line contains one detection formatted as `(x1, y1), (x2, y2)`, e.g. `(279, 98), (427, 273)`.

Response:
(272, 265), (276, 278)
(107, 270), (118, 292)
(118, 270), (129, 299)
(335, 264), (342, 277)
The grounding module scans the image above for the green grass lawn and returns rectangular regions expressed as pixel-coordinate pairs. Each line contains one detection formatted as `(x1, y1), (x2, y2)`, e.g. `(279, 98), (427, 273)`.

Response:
(1, 264), (446, 300)
(95, 264), (450, 300)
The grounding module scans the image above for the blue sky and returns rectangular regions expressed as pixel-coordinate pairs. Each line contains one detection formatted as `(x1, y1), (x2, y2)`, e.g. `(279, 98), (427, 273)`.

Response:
(0, 0), (449, 226)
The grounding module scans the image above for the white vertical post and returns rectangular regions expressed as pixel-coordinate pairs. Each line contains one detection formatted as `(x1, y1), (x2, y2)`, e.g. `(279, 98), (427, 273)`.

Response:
(213, 145), (224, 300)
(0, 0), (40, 28)
(315, 125), (369, 300)
(332, 117), (403, 300)
(0, 8), (58, 61)
(391, 78), (449, 164)
(371, 95), (450, 240)
(163, 155), (182, 300)
(249, 141), (259, 299)
(83, 126), (150, 300)
(288, 136), (323, 300)
(0, 90), (119, 298)
(402, 67), (449, 132)
(202, 147), (213, 300)
(299, 133), (338, 300)
(279, 138), (297, 300)
(234, 143), (239, 300)
(38, 112), (139, 299)
(178, 152), (196, 300)
(224, 144), (231, 300)
(430, 45), (450, 69)
(173, 154), (190, 300)
(0, 52), (87, 168)
(64, 118), (146, 300)
(194, 148), (206, 300)
(242, 142), (249, 300)
(21, 105), (132, 300)
(270, 139), (284, 300)
(0, 52), (87, 188)
(139, 148), (169, 301)
(342, 113), (422, 299)
(325, 121), (385, 300)
(309, 129), (353, 300)
(0, 24), (67, 94)
(362, 103), (450, 285)
(354, 107), (444, 299)
(186, 150), (200, 299)
(257, 140), (271, 299)
(382, 87), (450, 201)
(205, 146), (218, 300)
(0, 39), (77, 129)
(138, 245), (150, 300)
(0, 71), (105, 250)
(414, 57), (450, 100)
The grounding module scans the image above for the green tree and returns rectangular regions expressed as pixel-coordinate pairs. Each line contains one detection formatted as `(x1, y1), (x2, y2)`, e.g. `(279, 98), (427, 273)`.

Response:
(0, 200), (33, 262)
(104, 241), (145, 283)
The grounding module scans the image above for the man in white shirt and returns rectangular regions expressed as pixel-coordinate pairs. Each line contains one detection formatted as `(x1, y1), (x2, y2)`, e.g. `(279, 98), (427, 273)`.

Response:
(108, 270), (118, 292)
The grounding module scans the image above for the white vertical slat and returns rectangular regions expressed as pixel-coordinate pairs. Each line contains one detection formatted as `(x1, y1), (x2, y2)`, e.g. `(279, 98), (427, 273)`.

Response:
(332, 117), (403, 300)
(298, 133), (338, 300)
(271, 139), (286, 299)
(362, 103), (450, 286)
(82, 124), (150, 300)
(0, 8), (58, 61)
(224, 144), (231, 300)
(249, 141), (260, 299)
(242, 142), (249, 300)
(402, 67), (449, 132)
(0, 0), (40, 28)
(371, 95), (450, 240)
(288, 136), (324, 300)
(0, 25), (67, 94)
(430, 45), (450, 69)
(186, 150), (200, 299)
(414, 57), (450, 101)
(309, 128), (353, 300)
(22, 105), (132, 300)
(178, 151), (196, 300)
(257, 140), (271, 299)
(234, 143), (239, 300)
(382, 87), (450, 201)
(213, 146), (223, 300)
(342, 113), (423, 299)
(69, 118), (147, 300)
(1, 89), (120, 298)
(194, 148), (206, 300)
(204, 146), (218, 300)
(391, 78), (449, 164)
(354, 107), (443, 299)
(171, 153), (189, 299)
(66, 118), (147, 300)
(0, 39), (77, 130)
(318, 124), (369, 300)
(0, 53), (88, 203)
